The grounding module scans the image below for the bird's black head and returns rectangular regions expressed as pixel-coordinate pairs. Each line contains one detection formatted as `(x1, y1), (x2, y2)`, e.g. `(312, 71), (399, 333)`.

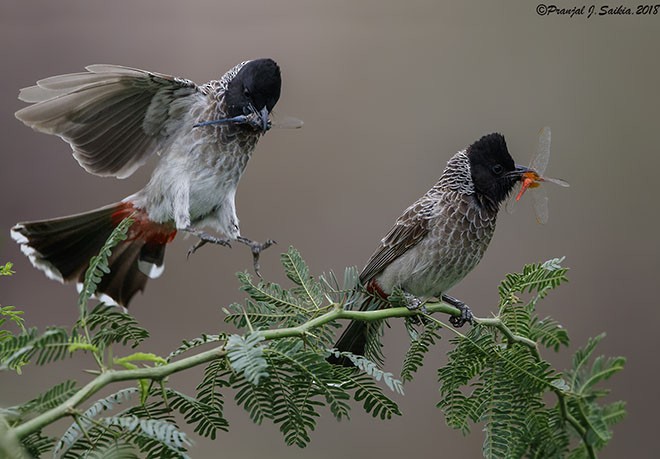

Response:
(225, 58), (282, 131)
(467, 133), (523, 207)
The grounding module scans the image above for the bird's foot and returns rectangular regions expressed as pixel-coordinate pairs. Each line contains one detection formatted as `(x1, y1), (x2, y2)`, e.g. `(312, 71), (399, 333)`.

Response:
(402, 292), (427, 313)
(183, 227), (232, 259)
(401, 292), (428, 326)
(441, 294), (474, 328)
(236, 236), (276, 278)
(403, 292), (427, 314)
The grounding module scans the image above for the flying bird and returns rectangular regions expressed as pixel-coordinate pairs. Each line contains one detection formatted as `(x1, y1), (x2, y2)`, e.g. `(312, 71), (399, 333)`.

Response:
(11, 58), (286, 307)
(329, 133), (530, 365)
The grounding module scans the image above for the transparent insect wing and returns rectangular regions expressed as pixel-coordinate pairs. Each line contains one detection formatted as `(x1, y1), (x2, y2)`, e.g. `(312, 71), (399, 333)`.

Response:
(270, 115), (304, 129)
(530, 126), (551, 175)
(505, 183), (521, 215)
(543, 176), (570, 188)
(531, 186), (550, 224)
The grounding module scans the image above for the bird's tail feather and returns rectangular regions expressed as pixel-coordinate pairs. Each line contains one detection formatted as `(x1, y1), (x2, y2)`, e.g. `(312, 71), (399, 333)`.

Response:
(11, 202), (175, 307)
(327, 319), (369, 367)
(327, 294), (387, 367)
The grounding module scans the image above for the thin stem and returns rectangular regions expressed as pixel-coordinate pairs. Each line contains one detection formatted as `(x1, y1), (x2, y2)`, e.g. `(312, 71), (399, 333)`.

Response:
(79, 317), (105, 370)
(473, 316), (541, 359)
(71, 412), (94, 445)
(553, 394), (595, 458)
(11, 301), (460, 440)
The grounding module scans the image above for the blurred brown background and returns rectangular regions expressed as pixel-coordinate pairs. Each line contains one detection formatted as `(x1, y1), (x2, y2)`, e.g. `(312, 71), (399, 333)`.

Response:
(1, 0), (658, 457)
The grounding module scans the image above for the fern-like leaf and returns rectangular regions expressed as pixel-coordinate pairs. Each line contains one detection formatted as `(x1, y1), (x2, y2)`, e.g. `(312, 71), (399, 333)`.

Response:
(267, 341), (351, 421)
(102, 416), (191, 457)
(196, 358), (230, 415)
(498, 257), (568, 310)
(78, 216), (134, 311)
(481, 347), (547, 458)
(339, 370), (402, 420)
(19, 380), (78, 417)
(236, 271), (307, 313)
(232, 372), (275, 424)
(281, 247), (325, 308)
(167, 334), (223, 362)
(226, 333), (268, 385)
(76, 441), (138, 459)
(601, 400), (626, 427)
(0, 262), (15, 276)
(223, 299), (299, 329)
(23, 432), (55, 457)
(318, 266), (360, 308)
(162, 388), (229, 439)
(83, 304), (149, 349)
(0, 327), (73, 372)
(529, 316), (569, 351)
(331, 351), (404, 395)
(54, 388), (139, 458)
(0, 304), (26, 339)
(562, 335), (626, 453)
(401, 322), (441, 383)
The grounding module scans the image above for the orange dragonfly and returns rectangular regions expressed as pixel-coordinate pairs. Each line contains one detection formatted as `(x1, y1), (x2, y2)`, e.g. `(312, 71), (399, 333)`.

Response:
(514, 127), (569, 224)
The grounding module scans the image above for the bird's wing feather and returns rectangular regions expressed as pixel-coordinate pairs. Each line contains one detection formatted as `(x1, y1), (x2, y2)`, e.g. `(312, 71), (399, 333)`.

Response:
(359, 198), (433, 284)
(15, 65), (210, 179)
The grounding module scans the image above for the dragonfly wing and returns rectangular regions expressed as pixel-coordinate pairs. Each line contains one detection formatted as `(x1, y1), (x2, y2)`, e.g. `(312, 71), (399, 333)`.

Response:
(532, 187), (549, 224)
(271, 115), (304, 129)
(530, 126), (551, 175)
(505, 183), (521, 215)
(543, 176), (570, 187)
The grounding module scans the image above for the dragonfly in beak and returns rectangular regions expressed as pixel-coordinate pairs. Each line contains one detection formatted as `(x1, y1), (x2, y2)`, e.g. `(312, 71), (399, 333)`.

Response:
(513, 127), (570, 224)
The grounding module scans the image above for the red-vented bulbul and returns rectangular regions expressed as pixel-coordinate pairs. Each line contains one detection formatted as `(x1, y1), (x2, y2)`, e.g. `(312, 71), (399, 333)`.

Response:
(11, 59), (284, 307)
(329, 133), (529, 365)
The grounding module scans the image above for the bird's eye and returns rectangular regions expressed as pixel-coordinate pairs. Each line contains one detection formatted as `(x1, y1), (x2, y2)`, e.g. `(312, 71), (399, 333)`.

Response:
(243, 87), (251, 97)
(491, 164), (504, 175)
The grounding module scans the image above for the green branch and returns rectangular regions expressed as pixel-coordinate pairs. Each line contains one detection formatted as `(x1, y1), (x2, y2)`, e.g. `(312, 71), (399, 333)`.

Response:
(474, 317), (540, 358)
(12, 346), (225, 440)
(11, 301), (460, 441)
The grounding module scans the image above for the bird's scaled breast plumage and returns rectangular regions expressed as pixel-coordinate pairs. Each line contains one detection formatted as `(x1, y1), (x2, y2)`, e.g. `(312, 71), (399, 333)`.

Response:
(374, 188), (497, 297)
(132, 118), (259, 234)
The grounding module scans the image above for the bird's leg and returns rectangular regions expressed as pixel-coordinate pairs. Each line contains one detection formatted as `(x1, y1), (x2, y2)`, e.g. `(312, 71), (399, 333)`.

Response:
(441, 294), (474, 327)
(235, 236), (277, 278)
(402, 292), (427, 313)
(399, 292), (429, 327)
(386, 288), (428, 323)
(183, 227), (232, 259)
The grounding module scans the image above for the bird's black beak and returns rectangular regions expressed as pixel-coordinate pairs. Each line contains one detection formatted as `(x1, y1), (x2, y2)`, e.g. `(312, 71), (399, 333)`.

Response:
(246, 105), (270, 132)
(258, 106), (270, 131)
(193, 106), (270, 132)
(513, 164), (533, 180)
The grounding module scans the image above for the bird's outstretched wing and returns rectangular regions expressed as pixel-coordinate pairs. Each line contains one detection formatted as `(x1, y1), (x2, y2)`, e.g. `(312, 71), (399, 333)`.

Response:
(15, 65), (210, 179)
(359, 198), (432, 284)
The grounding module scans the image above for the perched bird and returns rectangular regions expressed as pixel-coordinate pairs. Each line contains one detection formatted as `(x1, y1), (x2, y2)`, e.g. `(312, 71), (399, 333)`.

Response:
(11, 58), (284, 307)
(329, 133), (529, 365)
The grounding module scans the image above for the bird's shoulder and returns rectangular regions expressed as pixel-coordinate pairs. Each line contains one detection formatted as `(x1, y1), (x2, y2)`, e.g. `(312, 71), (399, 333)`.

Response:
(358, 194), (435, 284)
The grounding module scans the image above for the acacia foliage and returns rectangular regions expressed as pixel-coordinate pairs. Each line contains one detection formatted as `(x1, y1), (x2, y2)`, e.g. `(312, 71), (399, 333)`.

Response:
(0, 223), (624, 458)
